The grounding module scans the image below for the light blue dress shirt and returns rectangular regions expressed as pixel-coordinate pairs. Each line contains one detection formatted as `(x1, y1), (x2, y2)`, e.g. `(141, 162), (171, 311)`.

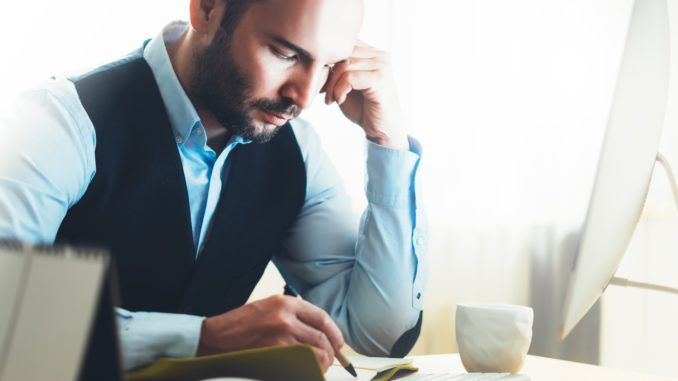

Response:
(0, 21), (428, 371)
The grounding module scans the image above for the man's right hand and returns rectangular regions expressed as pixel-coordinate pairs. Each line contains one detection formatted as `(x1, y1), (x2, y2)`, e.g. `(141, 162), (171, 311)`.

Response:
(195, 295), (344, 370)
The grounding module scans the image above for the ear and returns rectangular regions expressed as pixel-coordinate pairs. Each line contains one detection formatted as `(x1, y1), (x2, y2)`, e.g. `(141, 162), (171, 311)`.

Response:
(189, 0), (221, 34)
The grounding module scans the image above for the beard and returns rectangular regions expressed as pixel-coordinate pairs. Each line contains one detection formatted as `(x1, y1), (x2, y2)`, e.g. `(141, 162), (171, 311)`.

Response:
(190, 26), (301, 143)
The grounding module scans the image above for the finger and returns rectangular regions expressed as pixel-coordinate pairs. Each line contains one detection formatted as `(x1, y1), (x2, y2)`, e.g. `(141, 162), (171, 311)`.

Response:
(313, 346), (333, 371)
(345, 57), (385, 72)
(324, 61), (350, 104)
(293, 323), (335, 370)
(332, 70), (379, 105)
(295, 301), (345, 351)
(355, 39), (371, 47)
(349, 46), (380, 59)
(350, 44), (388, 60)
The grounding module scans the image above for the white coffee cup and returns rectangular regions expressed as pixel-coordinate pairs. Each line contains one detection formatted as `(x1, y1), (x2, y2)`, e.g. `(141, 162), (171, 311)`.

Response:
(455, 302), (533, 373)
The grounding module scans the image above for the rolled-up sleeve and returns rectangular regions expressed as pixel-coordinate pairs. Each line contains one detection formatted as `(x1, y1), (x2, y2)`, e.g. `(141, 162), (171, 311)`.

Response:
(116, 308), (205, 371)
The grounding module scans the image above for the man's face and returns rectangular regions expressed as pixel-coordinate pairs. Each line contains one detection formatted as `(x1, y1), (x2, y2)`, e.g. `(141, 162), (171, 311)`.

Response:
(191, 0), (363, 143)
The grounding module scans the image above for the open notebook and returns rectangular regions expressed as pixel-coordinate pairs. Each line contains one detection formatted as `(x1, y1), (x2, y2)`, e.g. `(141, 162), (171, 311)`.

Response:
(325, 356), (418, 381)
(126, 344), (417, 381)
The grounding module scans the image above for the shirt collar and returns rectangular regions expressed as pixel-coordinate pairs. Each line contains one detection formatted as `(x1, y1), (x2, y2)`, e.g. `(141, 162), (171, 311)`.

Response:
(143, 21), (201, 145)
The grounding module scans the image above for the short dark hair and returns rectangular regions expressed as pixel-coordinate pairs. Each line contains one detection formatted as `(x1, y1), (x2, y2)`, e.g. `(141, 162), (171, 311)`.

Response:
(220, 0), (265, 34)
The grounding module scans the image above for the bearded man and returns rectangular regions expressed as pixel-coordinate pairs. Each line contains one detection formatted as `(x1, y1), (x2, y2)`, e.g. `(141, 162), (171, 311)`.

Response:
(0, 0), (428, 372)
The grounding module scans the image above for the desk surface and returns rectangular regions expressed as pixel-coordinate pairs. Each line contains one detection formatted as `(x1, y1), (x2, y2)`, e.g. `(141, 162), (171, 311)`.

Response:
(410, 354), (677, 380)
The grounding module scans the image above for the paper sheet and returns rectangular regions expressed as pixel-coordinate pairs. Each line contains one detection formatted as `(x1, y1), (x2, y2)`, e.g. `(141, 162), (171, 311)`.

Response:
(325, 356), (417, 381)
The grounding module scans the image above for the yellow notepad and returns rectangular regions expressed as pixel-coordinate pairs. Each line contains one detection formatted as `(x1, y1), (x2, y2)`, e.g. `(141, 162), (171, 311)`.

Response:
(125, 344), (324, 381)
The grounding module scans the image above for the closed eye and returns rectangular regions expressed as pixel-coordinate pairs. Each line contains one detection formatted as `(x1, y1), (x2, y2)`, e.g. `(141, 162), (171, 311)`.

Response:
(270, 46), (298, 62)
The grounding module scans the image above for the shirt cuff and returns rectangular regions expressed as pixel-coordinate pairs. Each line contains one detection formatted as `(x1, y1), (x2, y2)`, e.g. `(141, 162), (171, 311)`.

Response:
(365, 136), (422, 207)
(116, 308), (204, 371)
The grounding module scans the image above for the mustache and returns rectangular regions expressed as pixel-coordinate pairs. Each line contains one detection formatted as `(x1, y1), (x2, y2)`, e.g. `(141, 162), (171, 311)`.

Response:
(250, 98), (301, 120)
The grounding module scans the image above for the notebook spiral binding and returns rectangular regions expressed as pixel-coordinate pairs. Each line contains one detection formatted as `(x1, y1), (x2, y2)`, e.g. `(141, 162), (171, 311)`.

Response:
(0, 239), (109, 261)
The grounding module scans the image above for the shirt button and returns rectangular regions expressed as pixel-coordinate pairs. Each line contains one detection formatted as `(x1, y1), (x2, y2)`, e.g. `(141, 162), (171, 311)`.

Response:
(417, 292), (422, 299)
(195, 129), (203, 136)
(175, 136), (183, 144)
(415, 237), (425, 246)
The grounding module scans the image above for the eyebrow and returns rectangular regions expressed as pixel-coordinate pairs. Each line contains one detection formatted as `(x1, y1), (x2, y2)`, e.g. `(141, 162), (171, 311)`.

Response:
(271, 36), (349, 66)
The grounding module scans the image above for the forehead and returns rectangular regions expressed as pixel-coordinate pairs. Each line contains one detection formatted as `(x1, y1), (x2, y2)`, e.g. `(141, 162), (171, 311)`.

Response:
(239, 0), (363, 62)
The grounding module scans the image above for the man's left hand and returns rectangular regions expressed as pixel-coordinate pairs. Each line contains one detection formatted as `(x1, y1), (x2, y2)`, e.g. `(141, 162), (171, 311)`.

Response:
(322, 40), (409, 151)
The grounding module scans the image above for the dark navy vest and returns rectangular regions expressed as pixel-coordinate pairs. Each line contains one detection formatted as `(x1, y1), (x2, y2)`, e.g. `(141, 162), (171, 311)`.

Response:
(56, 52), (306, 317)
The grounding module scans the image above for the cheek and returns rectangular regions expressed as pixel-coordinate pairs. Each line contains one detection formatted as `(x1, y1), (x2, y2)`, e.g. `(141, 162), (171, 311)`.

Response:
(238, 49), (288, 100)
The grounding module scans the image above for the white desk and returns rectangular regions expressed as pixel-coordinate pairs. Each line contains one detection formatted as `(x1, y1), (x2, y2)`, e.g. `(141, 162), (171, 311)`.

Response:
(410, 354), (677, 380)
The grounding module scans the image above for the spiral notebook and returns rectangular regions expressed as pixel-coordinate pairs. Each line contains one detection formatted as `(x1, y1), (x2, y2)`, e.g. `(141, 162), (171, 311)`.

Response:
(0, 241), (122, 381)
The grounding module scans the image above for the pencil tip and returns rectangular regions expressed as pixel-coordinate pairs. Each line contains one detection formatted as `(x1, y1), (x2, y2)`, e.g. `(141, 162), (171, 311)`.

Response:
(345, 364), (357, 377)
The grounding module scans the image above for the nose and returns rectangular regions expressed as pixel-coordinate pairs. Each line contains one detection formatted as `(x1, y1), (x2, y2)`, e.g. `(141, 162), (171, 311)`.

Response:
(280, 64), (328, 110)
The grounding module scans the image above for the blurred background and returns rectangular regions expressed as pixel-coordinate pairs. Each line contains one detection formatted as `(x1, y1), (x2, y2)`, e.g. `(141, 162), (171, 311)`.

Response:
(1, 0), (677, 378)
